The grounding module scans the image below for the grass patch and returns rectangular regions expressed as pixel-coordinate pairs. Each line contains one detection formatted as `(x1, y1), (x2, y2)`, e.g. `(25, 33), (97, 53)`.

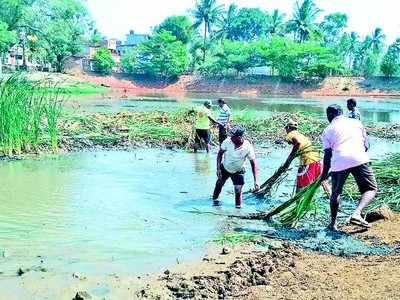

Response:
(47, 82), (108, 95)
(214, 232), (263, 246)
(0, 76), (63, 156)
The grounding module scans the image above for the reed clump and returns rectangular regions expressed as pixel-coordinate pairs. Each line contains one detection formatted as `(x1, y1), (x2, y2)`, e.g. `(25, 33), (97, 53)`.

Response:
(0, 76), (63, 156)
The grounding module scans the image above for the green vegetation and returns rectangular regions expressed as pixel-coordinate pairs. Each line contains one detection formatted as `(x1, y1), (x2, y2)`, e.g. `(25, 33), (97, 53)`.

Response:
(214, 231), (262, 246)
(122, 30), (189, 79)
(47, 82), (107, 95)
(0, 76), (63, 156)
(265, 178), (322, 227)
(1, 0), (399, 79)
(345, 154), (400, 214)
(92, 47), (115, 75)
(0, 0), (91, 73)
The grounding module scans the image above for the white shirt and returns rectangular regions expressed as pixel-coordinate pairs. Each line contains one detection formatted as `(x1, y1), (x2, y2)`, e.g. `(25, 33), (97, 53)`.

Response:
(321, 116), (369, 172)
(221, 139), (256, 173)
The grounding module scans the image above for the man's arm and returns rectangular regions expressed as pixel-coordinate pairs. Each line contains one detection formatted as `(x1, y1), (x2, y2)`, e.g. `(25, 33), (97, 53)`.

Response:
(216, 149), (225, 178)
(289, 137), (300, 154)
(362, 126), (369, 152)
(321, 148), (332, 181)
(249, 159), (259, 191)
(208, 115), (223, 127)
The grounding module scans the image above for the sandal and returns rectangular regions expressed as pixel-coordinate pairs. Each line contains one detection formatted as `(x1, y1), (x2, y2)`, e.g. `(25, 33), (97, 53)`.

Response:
(350, 215), (371, 228)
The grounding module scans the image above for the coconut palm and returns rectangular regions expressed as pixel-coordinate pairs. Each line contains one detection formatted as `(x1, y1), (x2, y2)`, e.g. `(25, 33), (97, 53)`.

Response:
(369, 27), (386, 54)
(214, 3), (237, 42)
(288, 0), (322, 42)
(192, 0), (224, 62)
(266, 9), (286, 36)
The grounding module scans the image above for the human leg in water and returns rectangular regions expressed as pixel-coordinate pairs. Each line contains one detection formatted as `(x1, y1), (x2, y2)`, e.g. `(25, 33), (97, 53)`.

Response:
(234, 185), (243, 208)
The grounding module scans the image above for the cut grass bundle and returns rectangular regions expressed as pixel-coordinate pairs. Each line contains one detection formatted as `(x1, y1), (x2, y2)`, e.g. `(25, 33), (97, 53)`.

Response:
(344, 153), (400, 213)
(265, 178), (322, 227)
(254, 145), (316, 197)
(0, 75), (63, 156)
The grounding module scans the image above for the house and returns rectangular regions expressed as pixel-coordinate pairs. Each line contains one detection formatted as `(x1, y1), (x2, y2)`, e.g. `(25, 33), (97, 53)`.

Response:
(116, 30), (147, 55)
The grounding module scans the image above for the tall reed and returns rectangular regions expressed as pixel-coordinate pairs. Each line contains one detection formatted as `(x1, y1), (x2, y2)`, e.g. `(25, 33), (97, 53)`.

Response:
(0, 75), (63, 156)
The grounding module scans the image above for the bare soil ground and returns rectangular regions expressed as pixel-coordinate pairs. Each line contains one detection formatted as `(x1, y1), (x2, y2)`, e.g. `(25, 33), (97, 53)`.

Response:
(75, 73), (400, 97)
(134, 216), (400, 300)
(2, 215), (399, 300)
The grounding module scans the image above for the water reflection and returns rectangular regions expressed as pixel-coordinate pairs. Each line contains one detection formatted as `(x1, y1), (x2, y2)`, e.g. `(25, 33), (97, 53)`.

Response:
(67, 94), (400, 124)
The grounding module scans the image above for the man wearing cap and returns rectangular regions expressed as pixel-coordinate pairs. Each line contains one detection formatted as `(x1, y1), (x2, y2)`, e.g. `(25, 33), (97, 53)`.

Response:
(194, 101), (221, 153)
(321, 104), (377, 230)
(285, 119), (330, 193)
(212, 125), (259, 208)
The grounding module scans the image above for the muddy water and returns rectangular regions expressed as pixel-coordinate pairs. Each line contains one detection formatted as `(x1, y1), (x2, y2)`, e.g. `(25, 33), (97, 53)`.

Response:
(68, 93), (400, 124)
(0, 137), (399, 283)
(0, 149), (282, 280)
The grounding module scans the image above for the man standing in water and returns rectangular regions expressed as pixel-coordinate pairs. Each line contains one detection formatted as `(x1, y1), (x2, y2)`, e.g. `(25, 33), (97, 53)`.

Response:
(212, 126), (259, 208)
(321, 104), (377, 230)
(285, 119), (330, 194)
(347, 98), (361, 120)
(194, 101), (221, 153)
(217, 98), (231, 145)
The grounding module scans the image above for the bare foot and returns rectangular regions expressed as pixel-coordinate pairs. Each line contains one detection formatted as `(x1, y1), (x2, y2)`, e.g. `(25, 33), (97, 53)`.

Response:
(327, 223), (338, 231)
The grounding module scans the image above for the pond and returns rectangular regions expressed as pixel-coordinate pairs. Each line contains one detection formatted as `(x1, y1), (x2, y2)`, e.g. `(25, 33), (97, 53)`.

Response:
(1, 93), (400, 297)
(67, 93), (400, 124)
(0, 137), (399, 281)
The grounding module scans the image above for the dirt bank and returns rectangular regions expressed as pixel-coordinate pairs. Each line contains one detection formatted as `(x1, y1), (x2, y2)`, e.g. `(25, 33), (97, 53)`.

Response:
(76, 73), (400, 97)
(4, 215), (398, 300)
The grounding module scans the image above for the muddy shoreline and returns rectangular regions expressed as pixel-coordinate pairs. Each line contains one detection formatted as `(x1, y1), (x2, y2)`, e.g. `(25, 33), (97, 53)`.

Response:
(1, 110), (399, 160)
(3, 215), (399, 300)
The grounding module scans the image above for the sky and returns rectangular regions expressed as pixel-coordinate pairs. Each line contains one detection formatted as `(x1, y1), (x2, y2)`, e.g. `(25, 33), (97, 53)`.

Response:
(86, 0), (400, 44)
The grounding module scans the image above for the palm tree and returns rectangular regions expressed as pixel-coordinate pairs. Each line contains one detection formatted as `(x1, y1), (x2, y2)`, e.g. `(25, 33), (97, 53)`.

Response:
(192, 0), (224, 62)
(266, 9), (286, 36)
(288, 0), (322, 42)
(214, 3), (237, 42)
(347, 31), (358, 69)
(370, 27), (386, 54)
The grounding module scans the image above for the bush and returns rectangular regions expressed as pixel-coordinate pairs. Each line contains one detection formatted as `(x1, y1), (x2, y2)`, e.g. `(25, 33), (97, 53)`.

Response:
(93, 47), (115, 75)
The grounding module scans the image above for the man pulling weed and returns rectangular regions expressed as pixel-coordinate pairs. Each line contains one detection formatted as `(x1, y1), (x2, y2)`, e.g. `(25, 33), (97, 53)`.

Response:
(194, 101), (221, 153)
(321, 104), (378, 230)
(212, 126), (259, 208)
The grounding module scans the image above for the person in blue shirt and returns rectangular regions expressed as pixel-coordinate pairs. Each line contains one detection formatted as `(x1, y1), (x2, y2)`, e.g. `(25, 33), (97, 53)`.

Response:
(347, 98), (361, 120)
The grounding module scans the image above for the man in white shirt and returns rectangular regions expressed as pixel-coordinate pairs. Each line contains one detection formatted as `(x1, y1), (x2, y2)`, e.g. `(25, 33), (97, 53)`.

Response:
(217, 98), (232, 145)
(321, 104), (377, 230)
(212, 126), (259, 208)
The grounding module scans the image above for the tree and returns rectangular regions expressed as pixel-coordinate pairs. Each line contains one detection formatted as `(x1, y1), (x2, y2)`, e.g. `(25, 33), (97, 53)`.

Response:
(155, 16), (193, 44)
(370, 27), (386, 54)
(266, 9), (286, 36)
(381, 39), (400, 76)
(134, 30), (189, 78)
(320, 13), (348, 46)
(192, 0), (224, 63)
(228, 8), (268, 41)
(0, 21), (17, 73)
(28, 0), (91, 72)
(262, 36), (343, 79)
(92, 47), (114, 75)
(0, 0), (35, 31)
(89, 29), (103, 47)
(214, 4), (238, 42)
(120, 47), (138, 73)
(288, 0), (322, 42)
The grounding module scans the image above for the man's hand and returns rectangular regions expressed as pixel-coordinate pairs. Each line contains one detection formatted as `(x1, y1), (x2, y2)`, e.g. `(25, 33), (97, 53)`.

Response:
(254, 182), (260, 192)
(217, 168), (222, 179)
